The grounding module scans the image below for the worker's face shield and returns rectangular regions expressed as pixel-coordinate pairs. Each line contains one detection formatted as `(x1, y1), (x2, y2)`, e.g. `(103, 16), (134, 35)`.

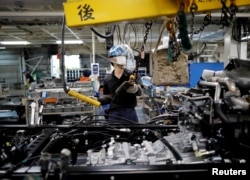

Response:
(123, 45), (136, 71)
(109, 56), (126, 69)
(109, 44), (136, 70)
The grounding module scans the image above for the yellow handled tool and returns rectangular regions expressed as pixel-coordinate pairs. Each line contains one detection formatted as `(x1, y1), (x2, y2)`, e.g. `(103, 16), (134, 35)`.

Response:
(67, 90), (101, 107)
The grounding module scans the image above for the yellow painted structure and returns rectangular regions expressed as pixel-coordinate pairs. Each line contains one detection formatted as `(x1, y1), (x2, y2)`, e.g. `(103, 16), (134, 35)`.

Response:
(64, 0), (250, 28)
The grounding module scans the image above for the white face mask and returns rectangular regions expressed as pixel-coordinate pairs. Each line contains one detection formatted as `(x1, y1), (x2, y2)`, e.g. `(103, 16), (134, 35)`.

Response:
(110, 56), (126, 65)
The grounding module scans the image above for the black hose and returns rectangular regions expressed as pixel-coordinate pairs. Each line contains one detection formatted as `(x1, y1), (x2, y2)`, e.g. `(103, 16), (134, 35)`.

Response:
(188, 42), (207, 60)
(159, 136), (183, 161)
(90, 25), (116, 38)
(146, 114), (178, 125)
(232, 18), (250, 42)
(152, 130), (183, 161)
(61, 15), (69, 93)
(214, 103), (230, 123)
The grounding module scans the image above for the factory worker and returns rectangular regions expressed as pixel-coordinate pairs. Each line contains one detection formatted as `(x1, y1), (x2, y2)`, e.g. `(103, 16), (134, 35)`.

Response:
(22, 70), (36, 91)
(97, 44), (142, 123)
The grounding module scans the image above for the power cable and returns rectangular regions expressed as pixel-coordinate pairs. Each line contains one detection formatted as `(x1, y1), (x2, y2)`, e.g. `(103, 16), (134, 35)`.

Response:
(59, 15), (100, 107)
(90, 25), (116, 38)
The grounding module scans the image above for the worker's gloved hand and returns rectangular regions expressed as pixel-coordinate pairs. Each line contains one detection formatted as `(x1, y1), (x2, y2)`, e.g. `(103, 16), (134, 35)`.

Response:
(97, 96), (112, 105)
(89, 96), (97, 100)
(126, 84), (139, 94)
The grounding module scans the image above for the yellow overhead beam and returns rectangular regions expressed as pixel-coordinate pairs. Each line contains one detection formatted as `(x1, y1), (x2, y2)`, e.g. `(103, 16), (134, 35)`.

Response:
(63, 0), (178, 28)
(63, 0), (250, 28)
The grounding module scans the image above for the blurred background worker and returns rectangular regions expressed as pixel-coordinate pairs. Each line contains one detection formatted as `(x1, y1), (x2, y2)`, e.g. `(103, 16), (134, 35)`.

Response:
(80, 64), (91, 81)
(83, 64), (91, 77)
(22, 70), (36, 91)
(79, 73), (91, 81)
(97, 44), (142, 123)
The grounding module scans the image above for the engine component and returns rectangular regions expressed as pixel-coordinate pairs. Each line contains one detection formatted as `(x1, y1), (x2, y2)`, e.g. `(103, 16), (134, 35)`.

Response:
(0, 58), (250, 179)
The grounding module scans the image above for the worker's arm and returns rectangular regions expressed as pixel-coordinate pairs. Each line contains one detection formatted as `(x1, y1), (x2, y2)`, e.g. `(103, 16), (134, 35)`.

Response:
(26, 78), (30, 84)
(97, 94), (112, 105)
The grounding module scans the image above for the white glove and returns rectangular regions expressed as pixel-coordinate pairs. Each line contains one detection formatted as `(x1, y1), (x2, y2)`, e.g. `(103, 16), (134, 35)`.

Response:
(126, 84), (138, 94)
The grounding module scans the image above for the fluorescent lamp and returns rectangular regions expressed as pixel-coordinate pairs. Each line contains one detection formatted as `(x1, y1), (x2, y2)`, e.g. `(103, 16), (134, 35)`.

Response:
(56, 40), (83, 44)
(241, 35), (250, 41)
(0, 41), (30, 45)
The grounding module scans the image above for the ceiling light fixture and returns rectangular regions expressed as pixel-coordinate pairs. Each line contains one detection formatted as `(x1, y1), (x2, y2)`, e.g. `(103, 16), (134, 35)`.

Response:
(56, 40), (83, 44)
(241, 35), (250, 41)
(0, 41), (30, 45)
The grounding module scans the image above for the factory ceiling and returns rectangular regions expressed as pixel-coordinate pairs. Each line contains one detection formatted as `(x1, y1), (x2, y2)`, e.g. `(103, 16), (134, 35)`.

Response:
(0, 0), (250, 54)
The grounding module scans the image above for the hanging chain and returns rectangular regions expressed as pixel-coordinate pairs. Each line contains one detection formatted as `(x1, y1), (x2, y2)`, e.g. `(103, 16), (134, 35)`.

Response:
(167, 18), (181, 61)
(130, 21), (152, 78)
(189, 0), (198, 40)
(220, 0), (238, 27)
(165, 18), (181, 79)
(166, 0), (186, 61)
(140, 21), (152, 59)
(229, 0), (238, 16)
(193, 12), (212, 35)
(189, 0), (211, 37)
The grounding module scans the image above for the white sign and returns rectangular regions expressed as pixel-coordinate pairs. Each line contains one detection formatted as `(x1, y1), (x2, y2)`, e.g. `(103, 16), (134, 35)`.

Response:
(91, 63), (99, 76)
